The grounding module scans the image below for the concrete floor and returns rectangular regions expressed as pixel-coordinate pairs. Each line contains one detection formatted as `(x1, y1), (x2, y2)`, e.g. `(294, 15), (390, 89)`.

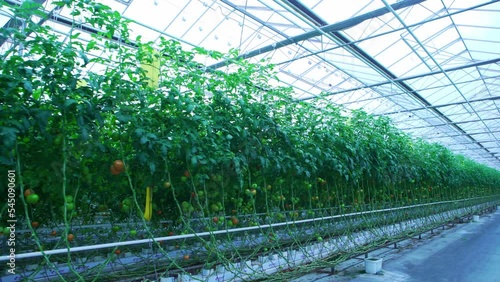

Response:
(293, 208), (500, 282)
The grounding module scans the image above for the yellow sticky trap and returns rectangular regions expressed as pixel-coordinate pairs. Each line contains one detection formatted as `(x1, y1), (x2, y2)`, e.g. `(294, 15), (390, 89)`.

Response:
(140, 49), (161, 89)
(144, 186), (153, 221)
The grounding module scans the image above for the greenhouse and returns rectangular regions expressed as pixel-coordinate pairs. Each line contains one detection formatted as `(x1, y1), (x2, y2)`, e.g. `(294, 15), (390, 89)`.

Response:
(0, 0), (499, 281)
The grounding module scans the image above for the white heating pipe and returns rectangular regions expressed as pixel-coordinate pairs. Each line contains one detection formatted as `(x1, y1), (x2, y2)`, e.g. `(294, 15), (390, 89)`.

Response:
(0, 197), (493, 261)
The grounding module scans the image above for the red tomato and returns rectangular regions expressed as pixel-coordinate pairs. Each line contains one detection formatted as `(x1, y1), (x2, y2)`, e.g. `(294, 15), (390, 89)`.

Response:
(231, 217), (239, 226)
(110, 165), (121, 175)
(24, 189), (34, 197)
(113, 160), (125, 172)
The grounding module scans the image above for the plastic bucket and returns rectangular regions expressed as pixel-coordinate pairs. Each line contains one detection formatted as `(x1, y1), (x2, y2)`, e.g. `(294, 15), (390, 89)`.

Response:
(365, 257), (383, 274)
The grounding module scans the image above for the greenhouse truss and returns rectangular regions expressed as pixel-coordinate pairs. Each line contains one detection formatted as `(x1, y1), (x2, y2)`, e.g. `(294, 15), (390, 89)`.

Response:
(0, 0), (499, 281)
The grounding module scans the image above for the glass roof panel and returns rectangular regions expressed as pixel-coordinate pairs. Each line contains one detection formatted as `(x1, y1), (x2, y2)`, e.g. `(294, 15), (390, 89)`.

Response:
(303, 0), (398, 25)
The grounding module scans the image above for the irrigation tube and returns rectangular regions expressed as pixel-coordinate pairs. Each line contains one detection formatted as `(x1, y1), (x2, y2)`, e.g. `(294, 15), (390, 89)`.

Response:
(0, 196), (496, 261)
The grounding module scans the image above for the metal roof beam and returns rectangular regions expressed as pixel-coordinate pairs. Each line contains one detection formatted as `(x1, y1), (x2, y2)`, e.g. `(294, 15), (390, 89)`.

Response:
(382, 95), (500, 115)
(332, 74), (500, 108)
(381, 0), (499, 163)
(282, 0), (498, 163)
(0, 0), (47, 47)
(449, 140), (500, 146)
(275, 0), (500, 71)
(306, 57), (500, 100)
(399, 116), (500, 131)
(208, 0), (426, 69)
(425, 129), (500, 140)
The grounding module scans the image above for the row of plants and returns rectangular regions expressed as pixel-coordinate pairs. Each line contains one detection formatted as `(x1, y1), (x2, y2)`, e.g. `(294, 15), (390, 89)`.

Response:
(0, 0), (499, 234)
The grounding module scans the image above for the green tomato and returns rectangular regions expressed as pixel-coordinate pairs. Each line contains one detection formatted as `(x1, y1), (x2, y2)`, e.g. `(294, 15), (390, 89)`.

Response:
(122, 198), (132, 206)
(82, 166), (90, 176)
(26, 194), (40, 204)
(112, 132), (120, 141)
(122, 204), (130, 212)
(66, 203), (75, 211)
(181, 176), (188, 182)
(65, 195), (74, 203)
(112, 225), (121, 233)
(211, 204), (219, 212)
(54, 134), (63, 145)
(129, 230), (137, 236)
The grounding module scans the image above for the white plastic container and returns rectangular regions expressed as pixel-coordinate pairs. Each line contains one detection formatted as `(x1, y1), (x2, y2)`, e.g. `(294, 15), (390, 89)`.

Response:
(365, 257), (383, 274)
(160, 277), (174, 282)
(178, 274), (191, 282)
(473, 215), (480, 222)
(216, 264), (225, 274)
(201, 268), (213, 276)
